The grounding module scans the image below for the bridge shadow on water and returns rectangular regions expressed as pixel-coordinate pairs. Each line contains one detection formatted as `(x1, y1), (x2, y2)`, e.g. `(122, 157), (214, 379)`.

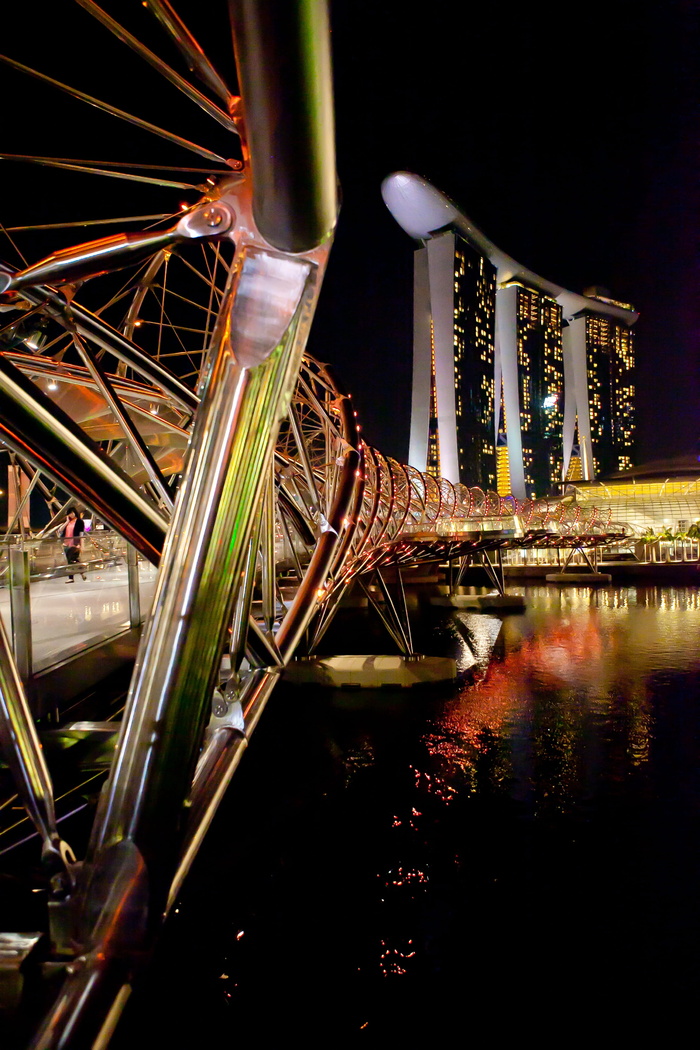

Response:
(114, 585), (700, 1044)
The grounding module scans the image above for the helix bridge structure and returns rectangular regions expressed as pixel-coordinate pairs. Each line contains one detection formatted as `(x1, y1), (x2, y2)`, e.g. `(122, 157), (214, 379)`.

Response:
(0, 3), (626, 1046)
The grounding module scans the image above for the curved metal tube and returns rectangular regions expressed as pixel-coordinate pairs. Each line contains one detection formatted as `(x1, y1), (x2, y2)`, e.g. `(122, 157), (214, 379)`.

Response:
(0, 618), (69, 872)
(229, 0), (337, 252)
(89, 244), (325, 910)
(0, 356), (166, 564)
(20, 286), (199, 415)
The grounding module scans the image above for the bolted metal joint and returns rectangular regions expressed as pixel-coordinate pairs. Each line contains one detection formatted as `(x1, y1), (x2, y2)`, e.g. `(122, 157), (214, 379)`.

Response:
(177, 202), (235, 239)
(209, 684), (245, 733)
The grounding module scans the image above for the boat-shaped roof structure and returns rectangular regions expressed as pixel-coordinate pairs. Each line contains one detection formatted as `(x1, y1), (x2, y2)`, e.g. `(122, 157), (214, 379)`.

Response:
(381, 171), (638, 326)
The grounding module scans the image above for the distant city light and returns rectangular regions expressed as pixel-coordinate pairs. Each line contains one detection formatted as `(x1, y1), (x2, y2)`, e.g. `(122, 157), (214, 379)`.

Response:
(543, 394), (558, 409)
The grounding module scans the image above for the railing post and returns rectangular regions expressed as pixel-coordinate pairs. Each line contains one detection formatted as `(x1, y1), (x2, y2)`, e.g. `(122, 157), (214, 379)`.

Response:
(127, 544), (141, 629)
(9, 546), (32, 686)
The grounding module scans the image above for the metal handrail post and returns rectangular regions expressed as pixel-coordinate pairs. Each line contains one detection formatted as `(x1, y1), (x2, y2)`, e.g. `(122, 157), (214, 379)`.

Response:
(9, 545), (32, 689)
(127, 544), (141, 628)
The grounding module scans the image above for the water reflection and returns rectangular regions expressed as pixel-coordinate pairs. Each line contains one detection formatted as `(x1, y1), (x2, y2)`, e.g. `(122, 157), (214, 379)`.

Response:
(424, 584), (700, 823)
(116, 584), (700, 1043)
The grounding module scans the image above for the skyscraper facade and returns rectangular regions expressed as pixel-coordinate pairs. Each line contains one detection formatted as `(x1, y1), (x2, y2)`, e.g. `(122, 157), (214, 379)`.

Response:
(383, 172), (638, 499)
(412, 230), (497, 490)
(497, 281), (564, 498)
(562, 309), (635, 479)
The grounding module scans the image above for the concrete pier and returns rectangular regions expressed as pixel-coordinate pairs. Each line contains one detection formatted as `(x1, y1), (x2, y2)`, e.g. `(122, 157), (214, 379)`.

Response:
(284, 653), (457, 689)
(546, 572), (612, 585)
(430, 591), (526, 611)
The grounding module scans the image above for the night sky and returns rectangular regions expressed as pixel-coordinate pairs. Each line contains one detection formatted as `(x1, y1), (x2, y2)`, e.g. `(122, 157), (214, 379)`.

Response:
(1, 0), (697, 468)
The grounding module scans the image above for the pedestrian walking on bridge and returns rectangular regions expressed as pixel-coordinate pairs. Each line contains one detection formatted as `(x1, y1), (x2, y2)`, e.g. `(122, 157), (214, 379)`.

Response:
(61, 509), (85, 582)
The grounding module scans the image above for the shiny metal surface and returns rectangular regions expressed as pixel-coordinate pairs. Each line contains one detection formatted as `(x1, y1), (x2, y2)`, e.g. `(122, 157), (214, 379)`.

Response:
(70, 330), (173, 511)
(29, 840), (148, 1050)
(126, 546), (141, 630)
(9, 547), (31, 684)
(146, 0), (236, 106)
(228, 0), (337, 252)
(0, 356), (167, 564)
(0, 613), (71, 874)
(0, 53), (227, 165)
(0, 204), (233, 294)
(90, 235), (325, 906)
(167, 666), (280, 911)
(19, 287), (199, 415)
(75, 0), (237, 133)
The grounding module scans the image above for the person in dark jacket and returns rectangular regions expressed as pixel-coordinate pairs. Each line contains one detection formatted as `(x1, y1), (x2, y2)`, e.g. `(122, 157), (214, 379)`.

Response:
(61, 509), (86, 582)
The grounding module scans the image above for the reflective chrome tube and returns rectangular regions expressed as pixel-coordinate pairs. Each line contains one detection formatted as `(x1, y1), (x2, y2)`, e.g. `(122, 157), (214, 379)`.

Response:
(275, 389), (360, 661)
(0, 355), (167, 564)
(88, 245), (324, 911)
(146, 0), (236, 106)
(0, 617), (68, 870)
(167, 666), (280, 911)
(228, 0), (337, 252)
(21, 287), (199, 416)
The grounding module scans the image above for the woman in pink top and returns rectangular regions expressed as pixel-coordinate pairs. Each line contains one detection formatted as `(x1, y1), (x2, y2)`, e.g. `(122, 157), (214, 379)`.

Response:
(61, 509), (85, 582)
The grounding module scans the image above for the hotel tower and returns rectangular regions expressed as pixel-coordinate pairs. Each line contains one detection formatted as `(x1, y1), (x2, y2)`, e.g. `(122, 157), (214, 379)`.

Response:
(382, 173), (638, 499)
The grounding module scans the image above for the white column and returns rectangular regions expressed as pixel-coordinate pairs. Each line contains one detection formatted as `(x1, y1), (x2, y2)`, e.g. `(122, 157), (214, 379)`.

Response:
(408, 246), (432, 472)
(426, 232), (459, 483)
(562, 316), (594, 479)
(495, 285), (526, 499)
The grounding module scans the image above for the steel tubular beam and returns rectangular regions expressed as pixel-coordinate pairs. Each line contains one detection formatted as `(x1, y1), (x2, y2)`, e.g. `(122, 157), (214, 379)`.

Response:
(9, 547), (32, 683)
(275, 398), (359, 661)
(0, 355), (167, 564)
(0, 616), (60, 861)
(88, 244), (325, 910)
(20, 287), (199, 416)
(70, 330), (174, 511)
(75, 0), (236, 133)
(228, 0), (337, 252)
(146, 0), (236, 106)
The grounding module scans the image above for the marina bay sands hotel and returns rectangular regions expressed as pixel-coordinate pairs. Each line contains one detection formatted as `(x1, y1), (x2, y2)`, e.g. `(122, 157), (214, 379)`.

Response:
(382, 172), (637, 499)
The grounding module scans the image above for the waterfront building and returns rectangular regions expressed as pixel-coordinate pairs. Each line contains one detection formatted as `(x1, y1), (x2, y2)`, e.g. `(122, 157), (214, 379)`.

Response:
(563, 293), (636, 479)
(564, 455), (700, 538)
(413, 231), (497, 487)
(497, 280), (564, 498)
(383, 172), (638, 498)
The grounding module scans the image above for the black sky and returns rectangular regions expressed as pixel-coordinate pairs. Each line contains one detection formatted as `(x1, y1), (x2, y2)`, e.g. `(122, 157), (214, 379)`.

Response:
(318, 0), (700, 465)
(1, 0), (697, 467)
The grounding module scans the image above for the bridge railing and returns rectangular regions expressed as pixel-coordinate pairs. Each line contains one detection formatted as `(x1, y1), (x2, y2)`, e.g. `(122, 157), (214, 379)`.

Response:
(0, 534), (153, 678)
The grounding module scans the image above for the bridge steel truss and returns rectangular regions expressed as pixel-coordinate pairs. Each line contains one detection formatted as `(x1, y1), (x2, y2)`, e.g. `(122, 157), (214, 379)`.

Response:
(0, 3), (627, 1046)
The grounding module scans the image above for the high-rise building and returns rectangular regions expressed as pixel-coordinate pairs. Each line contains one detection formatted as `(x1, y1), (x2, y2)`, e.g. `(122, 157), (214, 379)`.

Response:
(413, 231), (496, 488)
(562, 302), (635, 479)
(382, 172), (638, 498)
(497, 281), (564, 498)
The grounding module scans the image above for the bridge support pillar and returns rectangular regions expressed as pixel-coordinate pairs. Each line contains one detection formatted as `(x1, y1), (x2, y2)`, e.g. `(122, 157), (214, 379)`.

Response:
(434, 549), (527, 611)
(546, 545), (612, 585)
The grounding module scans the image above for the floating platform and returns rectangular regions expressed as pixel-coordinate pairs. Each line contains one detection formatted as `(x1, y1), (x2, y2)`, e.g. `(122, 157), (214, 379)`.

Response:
(430, 591), (526, 611)
(546, 572), (612, 585)
(284, 654), (457, 689)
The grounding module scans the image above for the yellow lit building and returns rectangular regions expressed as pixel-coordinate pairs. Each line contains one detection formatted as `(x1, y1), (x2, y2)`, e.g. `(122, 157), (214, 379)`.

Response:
(382, 172), (639, 497)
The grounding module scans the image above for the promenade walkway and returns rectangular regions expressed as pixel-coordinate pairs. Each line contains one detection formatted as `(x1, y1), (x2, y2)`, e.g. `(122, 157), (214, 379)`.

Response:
(0, 555), (157, 675)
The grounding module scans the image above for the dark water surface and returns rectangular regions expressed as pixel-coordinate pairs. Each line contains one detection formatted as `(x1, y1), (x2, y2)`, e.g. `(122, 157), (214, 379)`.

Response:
(116, 584), (700, 1043)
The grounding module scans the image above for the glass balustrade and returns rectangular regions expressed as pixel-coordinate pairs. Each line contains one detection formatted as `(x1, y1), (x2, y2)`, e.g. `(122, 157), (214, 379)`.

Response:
(0, 532), (155, 677)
